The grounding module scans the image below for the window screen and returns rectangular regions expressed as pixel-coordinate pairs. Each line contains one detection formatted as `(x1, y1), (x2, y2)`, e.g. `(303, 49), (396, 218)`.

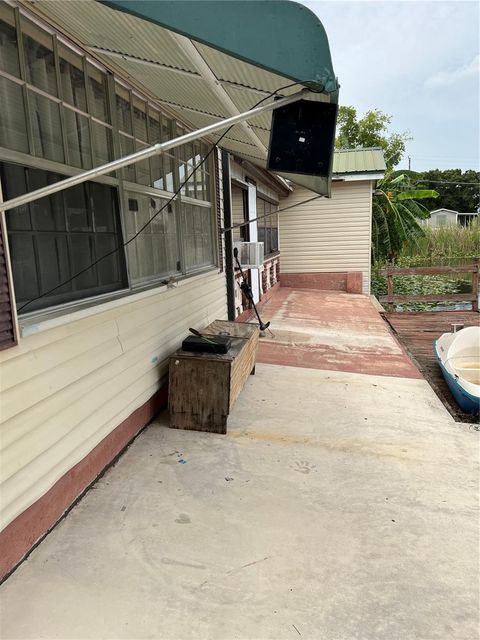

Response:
(1, 162), (127, 311)
(0, 3), (20, 77)
(182, 203), (215, 271)
(124, 192), (180, 284)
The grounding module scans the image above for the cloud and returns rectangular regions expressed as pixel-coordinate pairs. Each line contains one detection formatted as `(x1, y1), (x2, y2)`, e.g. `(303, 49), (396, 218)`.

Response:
(426, 54), (479, 87)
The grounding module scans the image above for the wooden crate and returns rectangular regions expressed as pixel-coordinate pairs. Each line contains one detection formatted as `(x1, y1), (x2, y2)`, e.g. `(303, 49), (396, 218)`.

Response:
(168, 320), (259, 434)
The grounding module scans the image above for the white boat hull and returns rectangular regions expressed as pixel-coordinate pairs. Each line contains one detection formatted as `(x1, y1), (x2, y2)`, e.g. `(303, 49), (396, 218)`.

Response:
(434, 326), (480, 415)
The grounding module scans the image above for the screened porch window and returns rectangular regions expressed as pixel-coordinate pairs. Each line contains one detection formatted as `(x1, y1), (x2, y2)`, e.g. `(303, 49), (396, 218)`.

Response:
(256, 197), (278, 256)
(1, 162), (127, 311)
(124, 192), (180, 284)
(182, 202), (215, 271)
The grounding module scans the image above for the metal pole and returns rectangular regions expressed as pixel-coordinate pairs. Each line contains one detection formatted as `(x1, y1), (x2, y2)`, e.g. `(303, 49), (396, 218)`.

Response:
(1, 90), (309, 212)
(221, 150), (236, 321)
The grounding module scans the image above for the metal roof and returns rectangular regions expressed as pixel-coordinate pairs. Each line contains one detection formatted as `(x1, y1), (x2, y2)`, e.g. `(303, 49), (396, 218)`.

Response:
(333, 148), (386, 175)
(30, 0), (338, 195)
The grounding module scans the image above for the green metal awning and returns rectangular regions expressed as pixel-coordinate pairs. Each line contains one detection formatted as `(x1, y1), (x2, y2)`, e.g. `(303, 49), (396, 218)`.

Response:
(30, 0), (338, 195)
(333, 148), (387, 176)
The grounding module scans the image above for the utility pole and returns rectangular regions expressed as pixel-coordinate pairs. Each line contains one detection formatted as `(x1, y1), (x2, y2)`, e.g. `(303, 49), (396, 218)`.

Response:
(408, 156), (411, 172)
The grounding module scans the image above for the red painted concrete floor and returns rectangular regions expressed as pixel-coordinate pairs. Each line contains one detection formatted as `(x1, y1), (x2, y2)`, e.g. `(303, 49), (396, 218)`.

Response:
(256, 287), (422, 379)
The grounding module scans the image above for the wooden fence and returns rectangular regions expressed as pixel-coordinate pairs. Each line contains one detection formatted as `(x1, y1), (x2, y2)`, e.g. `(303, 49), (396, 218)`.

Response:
(379, 260), (479, 312)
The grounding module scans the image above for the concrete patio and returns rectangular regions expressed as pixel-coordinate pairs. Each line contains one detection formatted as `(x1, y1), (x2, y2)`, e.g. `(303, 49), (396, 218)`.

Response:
(1, 290), (478, 640)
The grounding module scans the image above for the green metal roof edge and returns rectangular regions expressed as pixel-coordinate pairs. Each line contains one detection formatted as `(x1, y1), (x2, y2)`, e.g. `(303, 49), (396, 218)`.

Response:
(332, 148), (387, 175)
(98, 0), (338, 95)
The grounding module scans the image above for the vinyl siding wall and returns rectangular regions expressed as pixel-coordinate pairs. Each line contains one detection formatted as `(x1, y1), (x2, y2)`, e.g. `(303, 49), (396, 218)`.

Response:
(0, 270), (227, 531)
(279, 181), (373, 294)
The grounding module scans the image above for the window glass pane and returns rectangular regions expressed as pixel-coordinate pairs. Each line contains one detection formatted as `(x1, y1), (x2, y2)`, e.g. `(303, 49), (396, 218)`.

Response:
(182, 203), (214, 271)
(59, 44), (87, 111)
(36, 234), (71, 295)
(90, 182), (116, 232)
(179, 162), (186, 196)
(164, 154), (174, 191)
(64, 184), (91, 231)
(195, 171), (206, 201)
(124, 192), (179, 284)
(133, 97), (147, 140)
(2, 161), (126, 311)
(161, 117), (172, 142)
(151, 154), (164, 191)
(148, 110), (160, 143)
(271, 208), (279, 252)
(0, 76), (28, 153)
(91, 121), (112, 166)
(70, 234), (96, 289)
(135, 141), (150, 186)
(9, 234), (40, 302)
(64, 108), (91, 169)
(29, 91), (64, 162)
(22, 17), (57, 96)
(87, 63), (109, 122)
(27, 168), (64, 231)
(186, 171), (196, 199)
(116, 86), (132, 134)
(0, 3), (20, 76)
(95, 234), (121, 286)
(0, 163), (30, 230)
(119, 134), (135, 181)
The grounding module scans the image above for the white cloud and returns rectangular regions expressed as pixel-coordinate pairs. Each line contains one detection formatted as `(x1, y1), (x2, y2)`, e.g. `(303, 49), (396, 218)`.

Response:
(425, 54), (479, 87)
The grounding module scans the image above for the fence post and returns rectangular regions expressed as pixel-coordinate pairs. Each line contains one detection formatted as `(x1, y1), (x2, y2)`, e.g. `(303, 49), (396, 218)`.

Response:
(387, 269), (394, 312)
(472, 258), (479, 312)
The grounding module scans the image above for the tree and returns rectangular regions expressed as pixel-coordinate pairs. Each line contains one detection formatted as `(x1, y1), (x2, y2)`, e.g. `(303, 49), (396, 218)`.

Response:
(410, 169), (480, 212)
(336, 106), (411, 169)
(372, 172), (438, 262)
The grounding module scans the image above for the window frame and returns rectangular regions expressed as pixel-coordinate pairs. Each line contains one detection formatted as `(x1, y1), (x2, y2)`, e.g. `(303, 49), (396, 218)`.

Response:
(1, 161), (128, 312)
(0, 3), (220, 321)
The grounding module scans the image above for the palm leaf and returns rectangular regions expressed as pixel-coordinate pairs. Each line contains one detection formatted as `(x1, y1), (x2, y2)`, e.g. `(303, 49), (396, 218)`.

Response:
(396, 189), (439, 201)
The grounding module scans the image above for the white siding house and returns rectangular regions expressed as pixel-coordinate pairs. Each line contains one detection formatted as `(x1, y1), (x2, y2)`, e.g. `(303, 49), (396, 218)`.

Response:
(0, 0), (340, 580)
(425, 208), (478, 227)
(279, 149), (386, 295)
(0, 271), (226, 534)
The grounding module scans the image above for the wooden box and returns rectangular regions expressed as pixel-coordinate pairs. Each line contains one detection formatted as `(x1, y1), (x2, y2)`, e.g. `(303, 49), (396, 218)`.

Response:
(168, 321), (259, 434)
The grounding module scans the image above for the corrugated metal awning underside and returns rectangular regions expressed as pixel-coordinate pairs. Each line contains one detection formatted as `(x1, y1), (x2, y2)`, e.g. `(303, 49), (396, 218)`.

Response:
(29, 0), (338, 195)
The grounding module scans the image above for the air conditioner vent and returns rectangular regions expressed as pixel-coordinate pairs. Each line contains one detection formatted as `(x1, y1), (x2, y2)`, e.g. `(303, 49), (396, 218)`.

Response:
(234, 242), (264, 269)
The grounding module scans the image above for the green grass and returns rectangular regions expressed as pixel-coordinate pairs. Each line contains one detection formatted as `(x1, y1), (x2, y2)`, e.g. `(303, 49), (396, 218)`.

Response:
(401, 220), (479, 263)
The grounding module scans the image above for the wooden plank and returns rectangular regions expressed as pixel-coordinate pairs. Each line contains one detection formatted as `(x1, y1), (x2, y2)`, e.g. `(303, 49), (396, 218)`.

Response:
(384, 310), (479, 423)
(380, 293), (476, 303)
(169, 357), (230, 434)
(168, 320), (259, 433)
(379, 265), (477, 276)
(386, 272), (393, 312)
(229, 329), (258, 410)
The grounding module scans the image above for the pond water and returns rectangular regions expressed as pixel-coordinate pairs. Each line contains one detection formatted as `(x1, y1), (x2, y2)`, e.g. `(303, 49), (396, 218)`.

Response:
(393, 275), (478, 313)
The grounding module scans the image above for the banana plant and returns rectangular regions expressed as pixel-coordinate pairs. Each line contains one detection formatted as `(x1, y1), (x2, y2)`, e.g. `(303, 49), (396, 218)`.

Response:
(372, 172), (438, 262)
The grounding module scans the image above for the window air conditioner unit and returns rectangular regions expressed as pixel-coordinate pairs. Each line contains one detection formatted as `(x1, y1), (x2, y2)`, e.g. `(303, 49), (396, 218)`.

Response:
(234, 242), (264, 269)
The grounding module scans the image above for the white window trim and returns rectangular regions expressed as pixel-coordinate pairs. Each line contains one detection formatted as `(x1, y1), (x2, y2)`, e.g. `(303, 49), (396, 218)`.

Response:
(19, 266), (221, 337)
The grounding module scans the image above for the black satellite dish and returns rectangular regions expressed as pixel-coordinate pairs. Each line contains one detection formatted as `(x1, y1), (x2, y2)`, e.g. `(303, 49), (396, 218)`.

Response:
(267, 100), (338, 177)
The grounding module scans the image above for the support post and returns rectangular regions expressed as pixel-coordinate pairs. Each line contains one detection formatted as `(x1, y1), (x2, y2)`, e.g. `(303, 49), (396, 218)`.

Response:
(221, 150), (236, 321)
(387, 268), (394, 312)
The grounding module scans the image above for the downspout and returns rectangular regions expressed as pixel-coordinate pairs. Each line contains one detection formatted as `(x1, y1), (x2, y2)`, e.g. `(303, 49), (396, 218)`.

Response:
(222, 150), (236, 321)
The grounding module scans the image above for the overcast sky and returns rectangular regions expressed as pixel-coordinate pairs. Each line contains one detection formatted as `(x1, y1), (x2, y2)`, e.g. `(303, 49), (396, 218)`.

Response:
(301, 0), (479, 172)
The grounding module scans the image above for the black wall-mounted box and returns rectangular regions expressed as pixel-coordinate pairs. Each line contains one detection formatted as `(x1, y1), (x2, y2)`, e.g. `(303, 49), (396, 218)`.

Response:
(267, 100), (337, 177)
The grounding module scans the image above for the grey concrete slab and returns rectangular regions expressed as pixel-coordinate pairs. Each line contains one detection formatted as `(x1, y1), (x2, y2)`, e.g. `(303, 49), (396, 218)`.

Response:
(0, 365), (478, 640)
